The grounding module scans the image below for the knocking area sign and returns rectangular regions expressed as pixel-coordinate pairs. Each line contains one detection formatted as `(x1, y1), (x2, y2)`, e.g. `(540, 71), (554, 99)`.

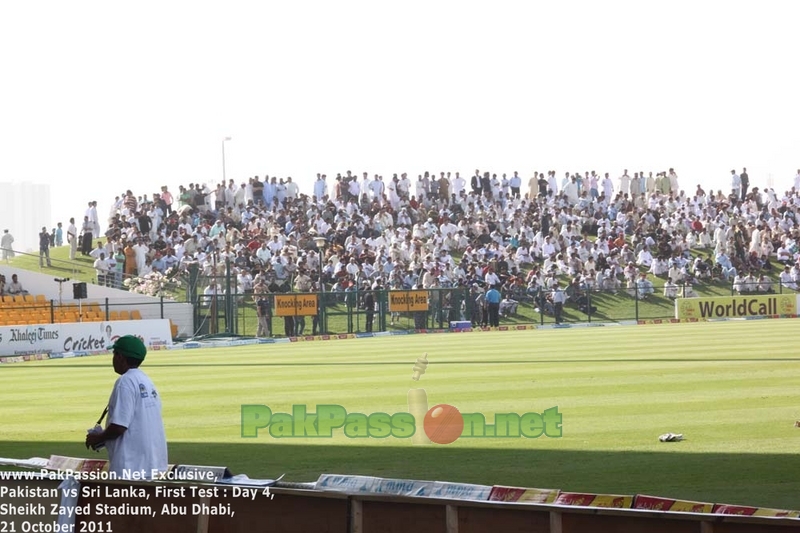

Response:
(274, 294), (319, 316)
(388, 290), (429, 312)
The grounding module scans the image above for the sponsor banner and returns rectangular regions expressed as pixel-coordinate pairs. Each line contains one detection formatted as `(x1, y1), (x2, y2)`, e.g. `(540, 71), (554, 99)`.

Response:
(752, 508), (800, 518)
(427, 482), (492, 501)
(489, 485), (560, 504)
(675, 294), (798, 320)
(712, 504), (757, 516)
(0, 319), (172, 357)
(555, 492), (633, 508)
(181, 342), (203, 349)
(80, 459), (109, 474)
(316, 474), (382, 493)
(274, 294), (319, 316)
(634, 495), (713, 513)
(374, 478), (435, 497)
(638, 318), (701, 325)
(0, 353), (52, 364)
(47, 455), (86, 472)
(713, 504), (800, 518)
(315, 475), (490, 501)
(388, 290), (429, 312)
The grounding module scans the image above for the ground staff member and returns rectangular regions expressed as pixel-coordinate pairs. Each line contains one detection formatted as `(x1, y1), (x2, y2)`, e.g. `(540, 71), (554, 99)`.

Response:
(85, 335), (167, 479)
(485, 285), (501, 327)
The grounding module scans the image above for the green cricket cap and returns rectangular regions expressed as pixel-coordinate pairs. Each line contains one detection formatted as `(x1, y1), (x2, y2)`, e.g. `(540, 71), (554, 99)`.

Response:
(111, 335), (147, 360)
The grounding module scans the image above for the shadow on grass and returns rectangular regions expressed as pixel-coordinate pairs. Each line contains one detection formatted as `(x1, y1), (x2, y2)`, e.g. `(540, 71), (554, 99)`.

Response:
(2, 441), (797, 510)
(7, 357), (800, 369)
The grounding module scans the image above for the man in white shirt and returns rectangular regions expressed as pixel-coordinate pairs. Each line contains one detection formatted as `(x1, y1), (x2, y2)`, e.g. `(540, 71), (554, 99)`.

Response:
(779, 265), (797, 290)
(730, 170), (741, 200)
(67, 218), (78, 260)
(663, 277), (679, 299)
(94, 253), (110, 287)
(85, 336), (167, 480)
(313, 175), (327, 201)
(1, 230), (14, 261)
(636, 246), (654, 268)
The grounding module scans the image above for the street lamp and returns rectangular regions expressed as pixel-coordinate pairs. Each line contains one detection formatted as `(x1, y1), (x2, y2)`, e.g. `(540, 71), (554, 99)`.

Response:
(222, 136), (232, 182)
(313, 236), (327, 292)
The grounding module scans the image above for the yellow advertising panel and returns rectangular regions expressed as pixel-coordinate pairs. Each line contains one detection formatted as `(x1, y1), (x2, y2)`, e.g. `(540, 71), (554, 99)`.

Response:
(388, 290), (429, 312)
(274, 294), (319, 316)
(675, 294), (797, 320)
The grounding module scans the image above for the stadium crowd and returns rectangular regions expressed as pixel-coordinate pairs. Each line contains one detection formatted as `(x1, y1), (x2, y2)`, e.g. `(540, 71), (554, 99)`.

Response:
(68, 168), (800, 330)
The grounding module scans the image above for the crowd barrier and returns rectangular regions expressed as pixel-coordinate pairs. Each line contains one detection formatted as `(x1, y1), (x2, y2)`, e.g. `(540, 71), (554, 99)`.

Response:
(2, 455), (798, 532)
(191, 280), (800, 338)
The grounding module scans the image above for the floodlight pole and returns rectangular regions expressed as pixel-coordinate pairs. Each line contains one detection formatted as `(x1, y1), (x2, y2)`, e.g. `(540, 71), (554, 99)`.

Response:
(222, 136), (232, 183)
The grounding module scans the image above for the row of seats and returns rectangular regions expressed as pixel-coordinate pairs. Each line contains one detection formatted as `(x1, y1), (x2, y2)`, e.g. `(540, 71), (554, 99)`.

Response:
(0, 307), (144, 326)
(0, 294), (49, 306)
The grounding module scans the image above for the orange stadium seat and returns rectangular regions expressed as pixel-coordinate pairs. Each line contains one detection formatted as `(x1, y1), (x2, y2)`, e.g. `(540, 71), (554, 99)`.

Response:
(131, 310), (142, 320)
(119, 310), (131, 321)
(109, 311), (120, 321)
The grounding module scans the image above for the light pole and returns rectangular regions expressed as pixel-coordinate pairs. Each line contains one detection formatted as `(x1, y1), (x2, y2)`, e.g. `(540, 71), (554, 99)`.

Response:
(222, 136), (232, 183)
(313, 236), (327, 335)
(313, 236), (327, 292)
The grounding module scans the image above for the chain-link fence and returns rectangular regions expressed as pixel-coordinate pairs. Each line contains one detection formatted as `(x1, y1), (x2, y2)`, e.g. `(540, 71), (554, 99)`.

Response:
(186, 265), (797, 337)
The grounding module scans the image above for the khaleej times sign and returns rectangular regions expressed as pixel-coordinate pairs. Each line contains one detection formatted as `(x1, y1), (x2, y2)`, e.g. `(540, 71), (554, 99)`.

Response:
(675, 294), (799, 320)
(0, 319), (172, 356)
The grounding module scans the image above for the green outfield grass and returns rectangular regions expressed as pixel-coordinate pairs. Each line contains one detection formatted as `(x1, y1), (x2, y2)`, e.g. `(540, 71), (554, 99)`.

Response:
(1, 320), (799, 509)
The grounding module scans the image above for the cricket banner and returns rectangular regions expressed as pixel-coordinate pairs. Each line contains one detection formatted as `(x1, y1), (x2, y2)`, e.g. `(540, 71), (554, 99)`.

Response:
(488, 485), (560, 504)
(274, 294), (319, 316)
(0, 319), (172, 358)
(634, 495), (713, 513)
(674, 294), (799, 320)
(554, 492), (633, 508)
(388, 290), (429, 312)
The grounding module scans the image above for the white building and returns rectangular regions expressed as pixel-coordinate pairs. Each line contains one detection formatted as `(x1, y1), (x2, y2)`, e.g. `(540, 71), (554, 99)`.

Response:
(0, 182), (52, 253)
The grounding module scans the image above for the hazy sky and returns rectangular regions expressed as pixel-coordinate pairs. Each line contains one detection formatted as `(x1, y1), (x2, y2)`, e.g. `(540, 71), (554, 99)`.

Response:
(2, 1), (798, 235)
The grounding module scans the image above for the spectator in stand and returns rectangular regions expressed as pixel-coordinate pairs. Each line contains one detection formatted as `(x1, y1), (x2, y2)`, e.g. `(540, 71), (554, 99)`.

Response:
(779, 265), (797, 291)
(93, 164), (800, 334)
(663, 277), (679, 299)
(39, 226), (52, 268)
(81, 215), (93, 256)
(757, 273), (773, 293)
(715, 251), (737, 281)
(1, 229), (14, 261)
(636, 272), (655, 299)
(94, 253), (110, 287)
(6, 274), (27, 295)
(67, 218), (78, 260)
